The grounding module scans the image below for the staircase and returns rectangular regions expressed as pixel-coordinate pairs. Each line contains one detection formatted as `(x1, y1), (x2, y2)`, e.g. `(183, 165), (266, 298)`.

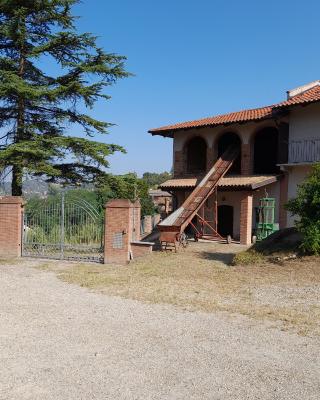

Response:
(158, 145), (240, 244)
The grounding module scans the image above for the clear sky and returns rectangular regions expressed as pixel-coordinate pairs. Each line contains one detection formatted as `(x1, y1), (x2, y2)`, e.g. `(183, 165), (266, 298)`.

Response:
(72, 0), (320, 176)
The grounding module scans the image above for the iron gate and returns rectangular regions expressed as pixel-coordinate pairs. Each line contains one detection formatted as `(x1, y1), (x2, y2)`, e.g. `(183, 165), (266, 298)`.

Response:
(22, 193), (104, 263)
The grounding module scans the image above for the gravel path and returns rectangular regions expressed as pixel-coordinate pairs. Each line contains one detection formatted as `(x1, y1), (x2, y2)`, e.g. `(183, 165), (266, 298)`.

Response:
(1, 262), (320, 400)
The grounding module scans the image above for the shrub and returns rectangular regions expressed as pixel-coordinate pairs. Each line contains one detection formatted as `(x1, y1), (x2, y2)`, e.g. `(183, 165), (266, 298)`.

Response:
(285, 164), (320, 255)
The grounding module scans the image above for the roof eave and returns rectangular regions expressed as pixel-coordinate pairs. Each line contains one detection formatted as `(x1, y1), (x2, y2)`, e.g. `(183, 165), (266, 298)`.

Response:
(274, 99), (320, 112)
(160, 175), (279, 191)
(149, 115), (276, 137)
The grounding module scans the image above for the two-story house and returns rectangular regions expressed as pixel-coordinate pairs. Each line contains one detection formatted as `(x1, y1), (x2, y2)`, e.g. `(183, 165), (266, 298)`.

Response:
(149, 81), (320, 245)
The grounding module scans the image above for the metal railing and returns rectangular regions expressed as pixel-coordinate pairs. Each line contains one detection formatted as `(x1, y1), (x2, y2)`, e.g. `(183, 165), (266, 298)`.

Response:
(288, 138), (320, 164)
(22, 192), (104, 263)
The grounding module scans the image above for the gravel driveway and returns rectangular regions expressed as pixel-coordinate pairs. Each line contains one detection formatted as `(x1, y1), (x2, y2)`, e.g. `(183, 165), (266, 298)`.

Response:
(1, 261), (320, 400)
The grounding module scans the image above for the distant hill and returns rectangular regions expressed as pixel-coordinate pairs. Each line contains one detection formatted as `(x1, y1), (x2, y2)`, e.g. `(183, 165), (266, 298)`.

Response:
(0, 179), (96, 198)
(0, 179), (49, 197)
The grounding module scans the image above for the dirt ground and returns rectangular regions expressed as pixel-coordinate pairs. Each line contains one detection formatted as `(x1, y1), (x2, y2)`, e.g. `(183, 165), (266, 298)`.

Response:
(37, 241), (320, 337)
(0, 254), (320, 400)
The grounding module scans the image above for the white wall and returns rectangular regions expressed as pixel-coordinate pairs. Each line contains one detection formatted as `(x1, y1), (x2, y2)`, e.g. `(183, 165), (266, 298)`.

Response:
(289, 103), (320, 141)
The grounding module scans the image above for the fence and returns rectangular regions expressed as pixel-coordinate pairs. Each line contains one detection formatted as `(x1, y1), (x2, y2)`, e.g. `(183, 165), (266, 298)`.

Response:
(0, 196), (154, 264)
(288, 138), (320, 164)
(22, 193), (104, 262)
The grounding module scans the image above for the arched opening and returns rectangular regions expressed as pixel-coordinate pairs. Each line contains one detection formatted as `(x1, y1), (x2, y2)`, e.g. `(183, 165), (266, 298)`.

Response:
(186, 136), (207, 174)
(218, 205), (234, 237)
(217, 132), (241, 174)
(254, 127), (280, 174)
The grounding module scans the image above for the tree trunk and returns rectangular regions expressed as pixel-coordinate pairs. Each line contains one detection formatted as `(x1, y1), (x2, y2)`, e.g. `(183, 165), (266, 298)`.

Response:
(11, 166), (23, 196)
(12, 20), (26, 196)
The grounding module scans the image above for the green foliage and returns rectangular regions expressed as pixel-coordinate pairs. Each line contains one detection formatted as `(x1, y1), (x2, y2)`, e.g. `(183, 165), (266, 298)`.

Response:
(285, 164), (320, 254)
(26, 172), (158, 219)
(142, 171), (172, 188)
(97, 173), (156, 217)
(0, 0), (129, 195)
(27, 225), (46, 243)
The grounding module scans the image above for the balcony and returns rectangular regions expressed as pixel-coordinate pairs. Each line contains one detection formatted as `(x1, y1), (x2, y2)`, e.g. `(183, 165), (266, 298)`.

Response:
(288, 138), (320, 164)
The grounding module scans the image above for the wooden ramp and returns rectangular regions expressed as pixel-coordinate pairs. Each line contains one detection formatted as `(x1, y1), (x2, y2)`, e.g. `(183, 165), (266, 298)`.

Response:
(158, 145), (240, 247)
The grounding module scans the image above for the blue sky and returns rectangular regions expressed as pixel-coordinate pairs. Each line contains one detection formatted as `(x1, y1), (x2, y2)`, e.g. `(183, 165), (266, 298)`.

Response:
(72, 0), (320, 176)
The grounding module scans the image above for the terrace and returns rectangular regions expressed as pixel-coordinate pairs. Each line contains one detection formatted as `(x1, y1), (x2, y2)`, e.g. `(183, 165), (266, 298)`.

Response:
(286, 138), (320, 165)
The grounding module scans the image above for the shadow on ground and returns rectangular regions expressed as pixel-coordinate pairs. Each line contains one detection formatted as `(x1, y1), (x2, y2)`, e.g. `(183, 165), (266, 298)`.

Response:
(199, 251), (235, 265)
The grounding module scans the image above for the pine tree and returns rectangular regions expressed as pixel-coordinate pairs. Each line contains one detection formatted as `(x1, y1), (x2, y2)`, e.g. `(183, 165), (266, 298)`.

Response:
(0, 0), (129, 195)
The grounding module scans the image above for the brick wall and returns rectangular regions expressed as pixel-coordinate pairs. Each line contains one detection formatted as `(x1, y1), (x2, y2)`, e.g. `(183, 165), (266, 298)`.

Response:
(241, 143), (252, 175)
(174, 150), (184, 177)
(0, 196), (24, 257)
(240, 193), (253, 245)
(206, 146), (215, 171)
(104, 199), (153, 264)
(131, 242), (153, 259)
(104, 199), (133, 264)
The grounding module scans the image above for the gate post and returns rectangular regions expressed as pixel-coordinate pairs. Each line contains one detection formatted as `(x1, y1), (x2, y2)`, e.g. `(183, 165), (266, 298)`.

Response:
(132, 200), (141, 242)
(0, 196), (24, 258)
(104, 199), (137, 264)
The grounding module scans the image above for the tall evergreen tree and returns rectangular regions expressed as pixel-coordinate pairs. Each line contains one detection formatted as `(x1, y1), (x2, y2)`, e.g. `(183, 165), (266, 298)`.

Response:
(0, 0), (129, 195)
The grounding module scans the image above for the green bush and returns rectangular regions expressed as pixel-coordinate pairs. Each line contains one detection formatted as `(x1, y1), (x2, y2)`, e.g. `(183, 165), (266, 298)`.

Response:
(96, 173), (156, 217)
(27, 226), (46, 243)
(285, 164), (320, 255)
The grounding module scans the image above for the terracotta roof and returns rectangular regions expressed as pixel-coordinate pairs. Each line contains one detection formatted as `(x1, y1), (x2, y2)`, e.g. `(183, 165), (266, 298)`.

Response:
(149, 83), (320, 136)
(160, 175), (279, 190)
(149, 105), (274, 136)
(275, 84), (320, 108)
(160, 178), (197, 188)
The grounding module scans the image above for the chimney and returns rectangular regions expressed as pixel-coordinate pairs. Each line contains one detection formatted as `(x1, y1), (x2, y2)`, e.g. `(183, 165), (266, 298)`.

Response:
(287, 80), (320, 100)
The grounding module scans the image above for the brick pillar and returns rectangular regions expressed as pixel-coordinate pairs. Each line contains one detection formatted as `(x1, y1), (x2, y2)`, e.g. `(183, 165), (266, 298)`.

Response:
(279, 172), (289, 229)
(132, 200), (141, 242)
(174, 151), (184, 177)
(206, 146), (215, 171)
(104, 199), (136, 264)
(241, 143), (252, 175)
(0, 196), (24, 257)
(240, 193), (253, 245)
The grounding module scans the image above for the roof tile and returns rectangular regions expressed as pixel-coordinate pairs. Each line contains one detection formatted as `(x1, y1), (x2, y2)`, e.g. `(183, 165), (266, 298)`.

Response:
(149, 84), (320, 135)
(160, 175), (278, 190)
(149, 106), (274, 134)
(276, 84), (320, 108)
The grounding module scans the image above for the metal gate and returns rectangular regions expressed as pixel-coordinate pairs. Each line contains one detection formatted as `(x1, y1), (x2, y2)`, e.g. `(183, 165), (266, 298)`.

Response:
(22, 193), (104, 263)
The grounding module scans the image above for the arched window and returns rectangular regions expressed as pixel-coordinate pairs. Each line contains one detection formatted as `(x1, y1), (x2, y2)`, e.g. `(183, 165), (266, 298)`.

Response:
(186, 137), (207, 174)
(217, 132), (241, 175)
(254, 127), (279, 174)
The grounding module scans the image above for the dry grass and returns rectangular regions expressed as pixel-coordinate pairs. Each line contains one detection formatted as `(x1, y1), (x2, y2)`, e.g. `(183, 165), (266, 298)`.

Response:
(35, 241), (320, 337)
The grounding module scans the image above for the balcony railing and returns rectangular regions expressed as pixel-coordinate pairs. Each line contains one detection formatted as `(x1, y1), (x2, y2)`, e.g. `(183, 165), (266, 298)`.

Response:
(288, 138), (320, 164)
